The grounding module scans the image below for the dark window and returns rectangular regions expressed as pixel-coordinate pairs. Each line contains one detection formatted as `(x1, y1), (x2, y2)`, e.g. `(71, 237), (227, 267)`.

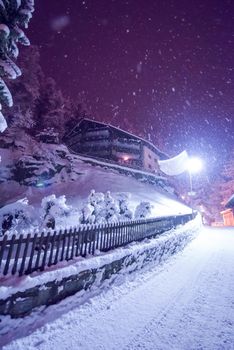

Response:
(148, 164), (152, 169)
(148, 154), (152, 159)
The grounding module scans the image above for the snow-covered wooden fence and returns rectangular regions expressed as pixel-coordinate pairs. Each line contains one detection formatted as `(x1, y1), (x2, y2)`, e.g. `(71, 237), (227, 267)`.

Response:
(0, 213), (196, 277)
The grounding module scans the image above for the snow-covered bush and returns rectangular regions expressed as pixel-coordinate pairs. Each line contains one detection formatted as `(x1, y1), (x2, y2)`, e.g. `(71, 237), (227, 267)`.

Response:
(80, 190), (154, 225)
(80, 189), (106, 224)
(80, 203), (95, 225)
(41, 194), (72, 229)
(105, 191), (119, 223)
(88, 189), (106, 224)
(134, 201), (153, 219)
(116, 192), (133, 221)
(0, 198), (36, 236)
(80, 190), (120, 225)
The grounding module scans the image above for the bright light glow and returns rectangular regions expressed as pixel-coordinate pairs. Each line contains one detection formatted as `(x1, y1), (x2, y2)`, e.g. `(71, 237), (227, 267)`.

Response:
(36, 181), (45, 188)
(123, 155), (130, 161)
(186, 157), (203, 173)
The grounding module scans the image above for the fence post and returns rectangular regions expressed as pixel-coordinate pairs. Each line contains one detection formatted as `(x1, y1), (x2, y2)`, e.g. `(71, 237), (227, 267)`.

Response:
(25, 233), (38, 274)
(96, 224), (100, 250)
(99, 224), (103, 251)
(65, 228), (72, 261)
(60, 229), (67, 261)
(84, 225), (89, 256)
(80, 226), (85, 256)
(54, 229), (62, 264)
(48, 231), (57, 267)
(102, 225), (107, 251)
(92, 225), (96, 255)
(34, 231), (44, 271)
(109, 223), (113, 249)
(75, 227), (81, 257)
(0, 235), (8, 274)
(4, 234), (16, 275)
(117, 222), (121, 246)
(70, 227), (76, 260)
(19, 233), (31, 276)
(12, 234), (23, 275)
(41, 231), (51, 271)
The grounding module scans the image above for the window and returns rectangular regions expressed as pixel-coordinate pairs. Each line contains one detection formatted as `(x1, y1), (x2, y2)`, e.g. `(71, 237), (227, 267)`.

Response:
(148, 154), (152, 159)
(148, 164), (152, 169)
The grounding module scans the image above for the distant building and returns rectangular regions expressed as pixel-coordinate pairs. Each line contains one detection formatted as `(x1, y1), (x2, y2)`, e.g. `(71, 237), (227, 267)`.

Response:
(64, 118), (168, 174)
(220, 194), (234, 226)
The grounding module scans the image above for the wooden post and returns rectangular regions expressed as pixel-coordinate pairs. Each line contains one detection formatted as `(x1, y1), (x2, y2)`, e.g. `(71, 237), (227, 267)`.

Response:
(70, 228), (76, 260)
(4, 234), (16, 275)
(35, 232), (44, 271)
(19, 234), (31, 276)
(75, 227), (81, 257)
(25, 233), (38, 274)
(48, 231), (57, 267)
(60, 229), (67, 261)
(54, 230), (62, 264)
(41, 231), (51, 271)
(65, 228), (72, 261)
(0, 235), (8, 273)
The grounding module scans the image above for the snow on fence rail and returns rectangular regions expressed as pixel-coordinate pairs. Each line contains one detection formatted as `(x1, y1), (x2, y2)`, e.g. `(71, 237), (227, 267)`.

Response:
(0, 213), (196, 277)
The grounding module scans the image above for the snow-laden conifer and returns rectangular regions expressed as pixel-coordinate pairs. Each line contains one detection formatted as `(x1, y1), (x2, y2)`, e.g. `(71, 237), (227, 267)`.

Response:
(0, 0), (34, 131)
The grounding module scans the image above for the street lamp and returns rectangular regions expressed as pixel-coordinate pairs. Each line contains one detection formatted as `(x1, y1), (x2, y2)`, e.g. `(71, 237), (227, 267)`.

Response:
(186, 157), (203, 196)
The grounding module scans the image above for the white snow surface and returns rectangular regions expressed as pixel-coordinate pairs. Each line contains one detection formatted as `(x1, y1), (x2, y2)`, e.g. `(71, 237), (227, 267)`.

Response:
(158, 150), (189, 176)
(2, 226), (234, 350)
(0, 111), (7, 133)
(1, 156), (191, 219)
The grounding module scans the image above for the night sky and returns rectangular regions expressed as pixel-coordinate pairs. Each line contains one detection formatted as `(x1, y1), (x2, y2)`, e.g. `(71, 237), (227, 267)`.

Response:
(28, 0), (234, 175)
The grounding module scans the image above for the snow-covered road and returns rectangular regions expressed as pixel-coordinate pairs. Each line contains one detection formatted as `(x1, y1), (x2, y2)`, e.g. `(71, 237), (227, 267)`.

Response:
(3, 226), (234, 350)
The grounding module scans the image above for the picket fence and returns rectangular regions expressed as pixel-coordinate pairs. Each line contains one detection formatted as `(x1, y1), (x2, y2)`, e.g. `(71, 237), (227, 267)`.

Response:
(0, 212), (196, 277)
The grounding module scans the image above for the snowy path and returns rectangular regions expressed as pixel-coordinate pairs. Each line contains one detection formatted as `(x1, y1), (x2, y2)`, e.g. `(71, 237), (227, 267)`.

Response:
(2, 227), (234, 350)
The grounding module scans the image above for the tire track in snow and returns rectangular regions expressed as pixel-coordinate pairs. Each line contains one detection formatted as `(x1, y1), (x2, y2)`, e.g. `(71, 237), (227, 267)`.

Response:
(124, 233), (234, 350)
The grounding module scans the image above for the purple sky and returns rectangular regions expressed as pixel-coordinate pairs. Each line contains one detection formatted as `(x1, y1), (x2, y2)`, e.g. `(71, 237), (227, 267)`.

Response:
(28, 0), (234, 173)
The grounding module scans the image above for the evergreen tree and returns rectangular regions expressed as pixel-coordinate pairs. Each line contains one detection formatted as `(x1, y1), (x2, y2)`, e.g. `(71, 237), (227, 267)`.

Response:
(3, 46), (42, 132)
(36, 77), (68, 138)
(0, 0), (34, 132)
(64, 102), (89, 132)
(0, 44), (88, 141)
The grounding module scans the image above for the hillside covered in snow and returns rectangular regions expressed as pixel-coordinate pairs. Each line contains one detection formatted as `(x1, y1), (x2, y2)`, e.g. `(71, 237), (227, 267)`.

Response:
(0, 139), (190, 211)
(0, 134), (191, 235)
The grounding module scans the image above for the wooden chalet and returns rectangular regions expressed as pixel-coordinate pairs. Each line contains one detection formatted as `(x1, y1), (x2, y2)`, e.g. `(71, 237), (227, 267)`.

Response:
(64, 118), (168, 174)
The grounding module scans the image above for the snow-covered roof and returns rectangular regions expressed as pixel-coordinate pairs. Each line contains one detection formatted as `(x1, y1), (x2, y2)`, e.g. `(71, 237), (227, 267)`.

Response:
(225, 194), (234, 209)
(67, 118), (169, 160)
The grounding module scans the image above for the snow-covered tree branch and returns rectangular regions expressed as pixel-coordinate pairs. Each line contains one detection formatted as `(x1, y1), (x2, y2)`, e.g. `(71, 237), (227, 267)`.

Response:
(0, 0), (34, 132)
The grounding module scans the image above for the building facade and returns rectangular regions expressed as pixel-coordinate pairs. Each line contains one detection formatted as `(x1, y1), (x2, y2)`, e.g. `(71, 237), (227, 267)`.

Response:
(221, 194), (234, 226)
(64, 118), (168, 174)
